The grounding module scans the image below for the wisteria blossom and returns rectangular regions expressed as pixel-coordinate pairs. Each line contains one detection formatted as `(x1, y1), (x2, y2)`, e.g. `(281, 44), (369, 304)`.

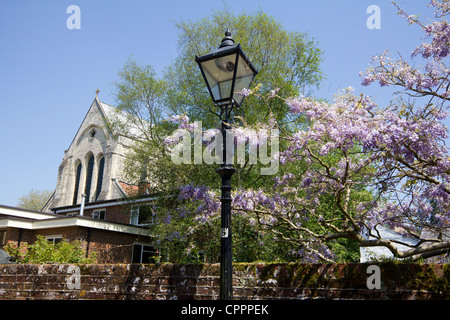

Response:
(162, 1), (450, 262)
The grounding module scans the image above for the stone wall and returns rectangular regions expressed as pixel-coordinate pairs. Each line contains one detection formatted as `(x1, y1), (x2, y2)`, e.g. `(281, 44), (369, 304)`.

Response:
(0, 263), (448, 300)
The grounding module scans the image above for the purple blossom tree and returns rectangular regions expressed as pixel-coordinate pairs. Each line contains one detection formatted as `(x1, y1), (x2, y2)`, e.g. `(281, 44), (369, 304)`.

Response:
(166, 1), (450, 262)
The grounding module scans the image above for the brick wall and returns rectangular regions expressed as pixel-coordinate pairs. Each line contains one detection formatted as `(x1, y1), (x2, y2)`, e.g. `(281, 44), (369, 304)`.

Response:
(0, 263), (448, 300)
(3, 226), (152, 264)
(76, 204), (131, 225)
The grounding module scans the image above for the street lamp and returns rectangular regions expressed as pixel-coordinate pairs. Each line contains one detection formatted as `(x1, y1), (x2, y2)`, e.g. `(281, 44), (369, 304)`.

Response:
(195, 29), (258, 300)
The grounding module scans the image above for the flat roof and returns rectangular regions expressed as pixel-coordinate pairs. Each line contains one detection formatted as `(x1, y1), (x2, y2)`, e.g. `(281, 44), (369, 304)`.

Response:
(0, 215), (151, 237)
(51, 195), (159, 214)
(0, 204), (61, 220)
(0, 204), (151, 237)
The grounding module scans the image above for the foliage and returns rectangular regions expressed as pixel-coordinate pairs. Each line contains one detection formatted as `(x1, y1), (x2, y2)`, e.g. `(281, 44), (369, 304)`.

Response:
(4, 236), (97, 264)
(166, 8), (324, 127)
(109, 2), (450, 263)
(161, 1), (450, 262)
(17, 189), (53, 211)
(111, 8), (324, 193)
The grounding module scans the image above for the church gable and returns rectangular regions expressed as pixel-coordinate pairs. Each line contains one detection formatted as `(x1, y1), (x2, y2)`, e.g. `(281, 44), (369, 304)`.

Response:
(44, 95), (133, 211)
(68, 97), (114, 152)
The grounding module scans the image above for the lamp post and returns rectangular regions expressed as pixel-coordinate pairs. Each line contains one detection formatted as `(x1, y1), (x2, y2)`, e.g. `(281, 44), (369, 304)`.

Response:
(195, 29), (258, 300)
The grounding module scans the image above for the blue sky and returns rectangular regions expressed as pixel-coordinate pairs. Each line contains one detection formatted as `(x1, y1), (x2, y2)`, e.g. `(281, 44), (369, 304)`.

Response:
(0, 1), (436, 207)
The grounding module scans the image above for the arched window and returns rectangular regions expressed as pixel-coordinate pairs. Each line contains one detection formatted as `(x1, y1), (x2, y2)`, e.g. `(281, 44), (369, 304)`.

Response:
(84, 154), (95, 203)
(95, 156), (105, 201)
(73, 162), (82, 205)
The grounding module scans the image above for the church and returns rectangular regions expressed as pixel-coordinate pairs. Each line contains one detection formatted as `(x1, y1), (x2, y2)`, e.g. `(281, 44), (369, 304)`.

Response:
(43, 92), (140, 210)
(0, 93), (157, 263)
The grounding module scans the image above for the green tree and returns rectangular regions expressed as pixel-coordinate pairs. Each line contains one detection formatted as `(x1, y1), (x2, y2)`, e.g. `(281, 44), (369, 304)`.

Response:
(17, 189), (53, 211)
(112, 9), (324, 191)
(110, 9), (326, 263)
(165, 8), (323, 128)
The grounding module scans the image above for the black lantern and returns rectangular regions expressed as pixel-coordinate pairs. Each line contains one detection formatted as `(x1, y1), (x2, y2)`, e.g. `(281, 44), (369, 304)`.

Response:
(195, 29), (258, 109)
(195, 30), (258, 301)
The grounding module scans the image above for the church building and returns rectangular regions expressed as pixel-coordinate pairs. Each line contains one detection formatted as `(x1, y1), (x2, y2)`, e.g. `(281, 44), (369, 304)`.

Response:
(44, 93), (136, 210)
(0, 93), (157, 263)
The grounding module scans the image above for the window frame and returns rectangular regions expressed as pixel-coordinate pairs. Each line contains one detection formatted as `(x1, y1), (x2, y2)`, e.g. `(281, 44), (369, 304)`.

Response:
(95, 156), (105, 201)
(131, 243), (159, 263)
(130, 205), (155, 226)
(0, 229), (6, 245)
(73, 162), (83, 205)
(92, 209), (106, 221)
(45, 235), (63, 245)
(84, 154), (95, 203)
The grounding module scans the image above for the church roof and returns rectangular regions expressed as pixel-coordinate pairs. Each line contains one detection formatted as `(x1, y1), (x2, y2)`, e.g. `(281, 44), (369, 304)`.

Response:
(97, 99), (147, 140)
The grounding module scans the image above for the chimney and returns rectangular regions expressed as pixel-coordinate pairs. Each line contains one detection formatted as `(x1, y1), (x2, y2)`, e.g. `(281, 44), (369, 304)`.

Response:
(80, 194), (86, 216)
(138, 181), (149, 196)
(138, 166), (148, 196)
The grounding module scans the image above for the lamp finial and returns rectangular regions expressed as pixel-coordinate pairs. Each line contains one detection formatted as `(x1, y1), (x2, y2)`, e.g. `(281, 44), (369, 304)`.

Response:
(219, 29), (235, 48)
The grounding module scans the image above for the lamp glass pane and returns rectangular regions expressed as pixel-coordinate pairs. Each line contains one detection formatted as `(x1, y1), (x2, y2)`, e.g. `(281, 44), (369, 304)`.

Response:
(200, 52), (238, 102)
(231, 53), (257, 106)
(211, 79), (233, 103)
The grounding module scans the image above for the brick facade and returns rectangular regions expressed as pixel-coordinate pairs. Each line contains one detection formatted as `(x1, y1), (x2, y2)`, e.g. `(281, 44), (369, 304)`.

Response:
(2, 226), (152, 264)
(58, 202), (133, 225)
